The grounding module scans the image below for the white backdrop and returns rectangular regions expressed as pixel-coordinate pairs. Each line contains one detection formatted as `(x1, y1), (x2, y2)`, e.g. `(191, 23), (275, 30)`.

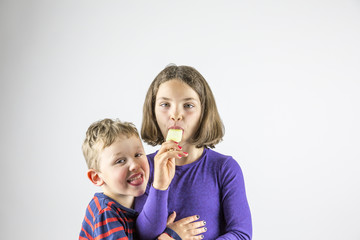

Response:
(1, 1), (359, 239)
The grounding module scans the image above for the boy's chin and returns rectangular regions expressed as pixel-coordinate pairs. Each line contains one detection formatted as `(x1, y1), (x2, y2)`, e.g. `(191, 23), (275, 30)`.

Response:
(133, 187), (146, 197)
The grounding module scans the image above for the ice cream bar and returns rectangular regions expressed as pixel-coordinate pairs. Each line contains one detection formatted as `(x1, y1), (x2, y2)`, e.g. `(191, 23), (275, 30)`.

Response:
(166, 129), (183, 142)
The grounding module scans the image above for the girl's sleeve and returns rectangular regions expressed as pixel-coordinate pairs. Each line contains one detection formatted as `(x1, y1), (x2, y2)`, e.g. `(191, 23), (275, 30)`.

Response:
(136, 185), (169, 240)
(216, 157), (252, 240)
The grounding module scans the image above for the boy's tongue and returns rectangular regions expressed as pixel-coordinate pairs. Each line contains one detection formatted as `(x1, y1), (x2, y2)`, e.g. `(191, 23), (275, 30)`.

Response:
(127, 174), (143, 186)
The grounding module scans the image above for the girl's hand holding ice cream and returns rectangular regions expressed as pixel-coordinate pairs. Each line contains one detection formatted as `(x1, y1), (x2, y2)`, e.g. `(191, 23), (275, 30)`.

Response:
(153, 140), (188, 191)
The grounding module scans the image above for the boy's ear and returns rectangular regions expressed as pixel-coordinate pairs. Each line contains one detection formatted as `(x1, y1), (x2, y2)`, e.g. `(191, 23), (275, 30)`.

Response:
(87, 169), (104, 186)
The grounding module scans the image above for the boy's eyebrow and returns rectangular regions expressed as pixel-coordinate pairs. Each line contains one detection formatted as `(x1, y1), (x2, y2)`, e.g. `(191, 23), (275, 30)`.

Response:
(111, 152), (123, 159)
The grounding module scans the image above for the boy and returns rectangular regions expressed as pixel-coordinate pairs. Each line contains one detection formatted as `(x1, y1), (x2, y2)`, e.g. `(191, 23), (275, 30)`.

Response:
(79, 118), (185, 240)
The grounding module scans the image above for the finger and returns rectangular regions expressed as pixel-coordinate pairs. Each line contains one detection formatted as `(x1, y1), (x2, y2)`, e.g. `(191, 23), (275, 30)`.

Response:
(176, 151), (188, 158)
(156, 149), (187, 162)
(167, 151), (187, 160)
(161, 141), (182, 149)
(156, 142), (181, 157)
(176, 215), (201, 225)
(186, 220), (206, 229)
(188, 226), (207, 236)
(167, 211), (176, 225)
(163, 141), (184, 152)
(156, 142), (174, 154)
(157, 144), (172, 154)
(154, 150), (177, 164)
(169, 141), (184, 152)
(188, 235), (204, 240)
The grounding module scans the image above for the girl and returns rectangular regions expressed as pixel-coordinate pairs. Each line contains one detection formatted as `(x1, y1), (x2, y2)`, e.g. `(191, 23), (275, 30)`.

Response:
(135, 65), (252, 240)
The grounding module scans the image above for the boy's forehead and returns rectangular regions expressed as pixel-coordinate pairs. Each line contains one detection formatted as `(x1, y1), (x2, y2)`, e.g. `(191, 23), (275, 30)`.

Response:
(111, 134), (142, 149)
(113, 134), (141, 145)
(99, 135), (143, 160)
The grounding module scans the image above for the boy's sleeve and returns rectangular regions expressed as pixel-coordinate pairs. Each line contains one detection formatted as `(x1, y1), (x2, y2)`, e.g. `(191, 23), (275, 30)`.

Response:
(93, 209), (129, 240)
(136, 185), (169, 240)
(162, 227), (182, 240)
(216, 158), (252, 240)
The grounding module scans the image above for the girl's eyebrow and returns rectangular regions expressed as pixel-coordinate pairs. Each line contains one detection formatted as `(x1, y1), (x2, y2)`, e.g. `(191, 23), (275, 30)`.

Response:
(156, 97), (199, 102)
(183, 97), (198, 101)
(156, 97), (171, 101)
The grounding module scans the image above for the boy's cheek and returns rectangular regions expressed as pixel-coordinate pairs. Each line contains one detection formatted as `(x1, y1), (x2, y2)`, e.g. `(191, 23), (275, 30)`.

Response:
(142, 158), (150, 176)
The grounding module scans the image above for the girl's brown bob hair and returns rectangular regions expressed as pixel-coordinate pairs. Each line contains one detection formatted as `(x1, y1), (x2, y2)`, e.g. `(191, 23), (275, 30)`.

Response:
(141, 65), (224, 148)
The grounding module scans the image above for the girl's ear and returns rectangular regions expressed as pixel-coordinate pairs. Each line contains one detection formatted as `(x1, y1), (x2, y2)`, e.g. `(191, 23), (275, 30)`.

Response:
(87, 169), (104, 186)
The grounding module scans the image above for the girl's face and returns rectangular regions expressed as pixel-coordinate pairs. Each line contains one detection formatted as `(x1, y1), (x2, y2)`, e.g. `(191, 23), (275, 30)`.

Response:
(155, 79), (202, 144)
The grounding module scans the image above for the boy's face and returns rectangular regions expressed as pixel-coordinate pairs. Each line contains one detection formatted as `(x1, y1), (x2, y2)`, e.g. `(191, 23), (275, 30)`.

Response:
(97, 135), (149, 203)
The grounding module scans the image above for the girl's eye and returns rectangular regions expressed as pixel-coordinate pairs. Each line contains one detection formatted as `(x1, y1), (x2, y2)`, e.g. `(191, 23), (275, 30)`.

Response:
(160, 103), (170, 107)
(135, 153), (143, 158)
(184, 103), (194, 108)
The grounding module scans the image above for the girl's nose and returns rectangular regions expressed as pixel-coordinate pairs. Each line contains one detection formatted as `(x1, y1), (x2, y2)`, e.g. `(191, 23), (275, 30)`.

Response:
(171, 114), (182, 121)
(170, 108), (183, 121)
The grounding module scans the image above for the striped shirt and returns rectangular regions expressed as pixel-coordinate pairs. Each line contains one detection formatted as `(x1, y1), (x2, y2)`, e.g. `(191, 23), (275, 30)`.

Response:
(79, 193), (137, 240)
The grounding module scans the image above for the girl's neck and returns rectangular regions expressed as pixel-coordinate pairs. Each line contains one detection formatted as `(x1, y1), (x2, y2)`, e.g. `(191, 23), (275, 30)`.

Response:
(176, 144), (204, 166)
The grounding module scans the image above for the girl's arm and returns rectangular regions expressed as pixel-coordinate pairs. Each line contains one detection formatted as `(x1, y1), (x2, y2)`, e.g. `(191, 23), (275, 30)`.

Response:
(216, 157), (252, 240)
(136, 141), (187, 240)
(137, 195), (207, 240)
(136, 185), (169, 239)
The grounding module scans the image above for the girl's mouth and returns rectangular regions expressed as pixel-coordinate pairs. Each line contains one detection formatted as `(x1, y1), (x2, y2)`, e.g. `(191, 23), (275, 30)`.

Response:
(168, 126), (183, 130)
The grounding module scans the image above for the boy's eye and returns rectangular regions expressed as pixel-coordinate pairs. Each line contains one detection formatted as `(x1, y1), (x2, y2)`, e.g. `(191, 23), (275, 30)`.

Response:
(135, 153), (143, 157)
(115, 159), (126, 164)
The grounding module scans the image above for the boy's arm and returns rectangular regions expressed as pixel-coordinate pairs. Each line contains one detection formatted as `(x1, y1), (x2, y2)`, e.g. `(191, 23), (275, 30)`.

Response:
(150, 212), (207, 240)
(92, 210), (130, 240)
(165, 211), (206, 240)
(157, 232), (177, 240)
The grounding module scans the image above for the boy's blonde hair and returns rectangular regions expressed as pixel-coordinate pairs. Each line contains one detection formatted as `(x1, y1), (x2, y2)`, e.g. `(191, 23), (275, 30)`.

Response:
(141, 65), (224, 148)
(82, 118), (140, 171)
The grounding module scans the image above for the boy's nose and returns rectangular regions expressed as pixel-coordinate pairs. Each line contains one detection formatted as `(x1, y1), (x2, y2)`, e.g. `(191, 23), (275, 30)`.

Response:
(129, 159), (140, 171)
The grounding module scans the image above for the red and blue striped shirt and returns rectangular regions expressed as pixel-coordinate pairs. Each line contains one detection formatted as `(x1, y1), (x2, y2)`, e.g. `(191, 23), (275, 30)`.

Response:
(79, 193), (137, 240)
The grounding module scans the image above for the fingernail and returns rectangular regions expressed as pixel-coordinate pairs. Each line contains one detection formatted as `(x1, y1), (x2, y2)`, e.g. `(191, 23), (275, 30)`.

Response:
(200, 235), (204, 239)
(204, 227), (207, 231)
(183, 152), (188, 155)
(178, 154), (182, 157)
(196, 215), (200, 219)
(203, 220), (206, 225)
(173, 141), (178, 144)
(178, 145), (182, 149)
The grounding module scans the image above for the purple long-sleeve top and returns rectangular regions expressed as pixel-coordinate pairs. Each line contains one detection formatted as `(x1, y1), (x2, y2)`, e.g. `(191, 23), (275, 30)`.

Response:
(135, 148), (252, 240)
